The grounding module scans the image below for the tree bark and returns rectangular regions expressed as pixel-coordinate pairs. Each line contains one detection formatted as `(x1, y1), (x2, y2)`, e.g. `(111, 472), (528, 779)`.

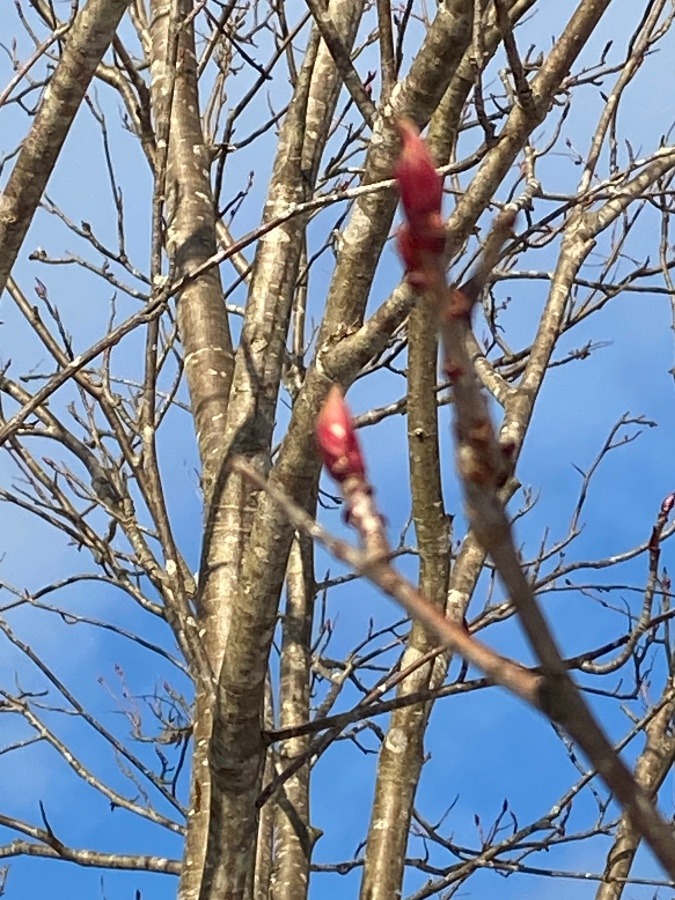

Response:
(0, 0), (132, 295)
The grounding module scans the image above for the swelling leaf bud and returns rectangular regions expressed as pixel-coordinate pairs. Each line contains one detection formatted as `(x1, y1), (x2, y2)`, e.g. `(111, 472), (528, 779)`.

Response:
(316, 386), (366, 483)
(393, 120), (446, 281)
(394, 119), (443, 229)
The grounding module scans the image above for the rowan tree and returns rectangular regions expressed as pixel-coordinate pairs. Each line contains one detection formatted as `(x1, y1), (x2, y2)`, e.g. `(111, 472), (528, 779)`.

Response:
(1, 1), (675, 898)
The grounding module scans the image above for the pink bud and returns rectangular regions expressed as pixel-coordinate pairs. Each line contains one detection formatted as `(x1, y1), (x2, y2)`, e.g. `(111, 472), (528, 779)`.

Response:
(394, 119), (443, 229)
(316, 386), (366, 483)
(393, 120), (446, 283)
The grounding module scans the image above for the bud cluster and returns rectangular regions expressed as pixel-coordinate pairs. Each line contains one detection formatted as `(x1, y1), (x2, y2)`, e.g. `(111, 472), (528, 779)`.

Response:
(393, 119), (445, 287)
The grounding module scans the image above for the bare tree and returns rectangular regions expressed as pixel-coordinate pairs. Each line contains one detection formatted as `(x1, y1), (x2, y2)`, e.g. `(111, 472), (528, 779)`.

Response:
(1, 1), (675, 898)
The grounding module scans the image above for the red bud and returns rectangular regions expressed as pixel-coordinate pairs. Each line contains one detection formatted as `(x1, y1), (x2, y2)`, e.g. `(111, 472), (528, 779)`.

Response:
(396, 220), (445, 280)
(394, 119), (443, 229)
(316, 386), (366, 483)
(396, 224), (419, 272)
(393, 120), (445, 282)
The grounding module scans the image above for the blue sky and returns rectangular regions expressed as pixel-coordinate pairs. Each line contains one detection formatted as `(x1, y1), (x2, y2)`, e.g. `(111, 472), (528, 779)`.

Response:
(1, 2), (675, 898)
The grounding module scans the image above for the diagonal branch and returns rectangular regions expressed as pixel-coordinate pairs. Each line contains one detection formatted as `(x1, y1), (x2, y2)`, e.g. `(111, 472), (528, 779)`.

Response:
(429, 203), (675, 884)
(0, 0), (132, 296)
(0, 812), (180, 874)
(232, 457), (544, 710)
(302, 0), (376, 125)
